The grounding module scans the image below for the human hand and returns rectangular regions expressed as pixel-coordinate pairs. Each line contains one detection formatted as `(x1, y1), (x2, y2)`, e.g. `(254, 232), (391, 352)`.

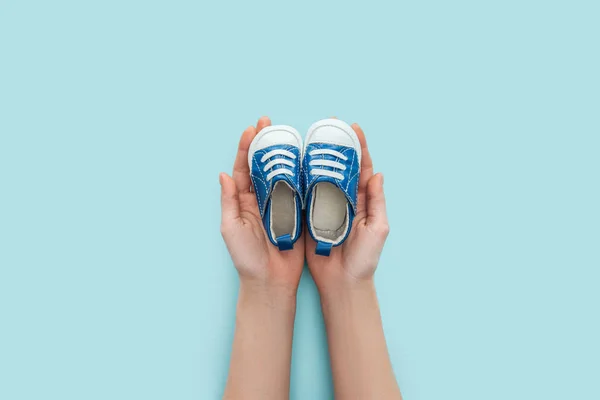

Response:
(220, 117), (305, 296)
(305, 123), (390, 291)
(304, 123), (399, 399)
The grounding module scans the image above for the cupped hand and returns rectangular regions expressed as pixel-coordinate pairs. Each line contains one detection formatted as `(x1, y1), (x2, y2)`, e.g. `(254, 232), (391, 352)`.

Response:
(306, 123), (390, 289)
(220, 117), (305, 293)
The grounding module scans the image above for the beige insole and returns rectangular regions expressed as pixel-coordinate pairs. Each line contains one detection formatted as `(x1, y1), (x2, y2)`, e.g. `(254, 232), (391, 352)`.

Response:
(311, 182), (348, 242)
(271, 181), (296, 238)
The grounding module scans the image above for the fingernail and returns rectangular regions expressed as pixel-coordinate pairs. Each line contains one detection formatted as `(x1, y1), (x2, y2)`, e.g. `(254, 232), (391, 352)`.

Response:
(380, 173), (384, 186)
(219, 173), (224, 186)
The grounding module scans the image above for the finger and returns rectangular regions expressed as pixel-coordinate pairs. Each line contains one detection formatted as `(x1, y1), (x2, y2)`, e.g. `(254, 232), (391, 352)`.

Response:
(365, 173), (389, 234)
(304, 225), (316, 252)
(256, 116), (271, 134)
(352, 123), (374, 190)
(232, 126), (257, 193)
(220, 172), (241, 227)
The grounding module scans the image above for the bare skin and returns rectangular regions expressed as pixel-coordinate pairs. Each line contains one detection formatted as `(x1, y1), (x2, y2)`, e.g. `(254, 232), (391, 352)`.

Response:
(220, 117), (401, 400)
(220, 117), (304, 400)
(306, 123), (402, 400)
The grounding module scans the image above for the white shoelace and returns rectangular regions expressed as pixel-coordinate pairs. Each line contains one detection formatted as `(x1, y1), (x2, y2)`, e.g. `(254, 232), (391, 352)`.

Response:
(309, 149), (347, 181)
(261, 149), (296, 181)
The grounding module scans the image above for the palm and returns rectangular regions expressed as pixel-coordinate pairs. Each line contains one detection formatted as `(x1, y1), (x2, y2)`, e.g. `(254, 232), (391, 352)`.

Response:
(306, 184), (373, 280)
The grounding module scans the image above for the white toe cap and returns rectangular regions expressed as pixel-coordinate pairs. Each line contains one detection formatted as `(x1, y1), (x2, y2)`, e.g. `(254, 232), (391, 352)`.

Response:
(252, 125), (302, 151)
(305, 119), (359, 150)
(248, 125), (303, 168)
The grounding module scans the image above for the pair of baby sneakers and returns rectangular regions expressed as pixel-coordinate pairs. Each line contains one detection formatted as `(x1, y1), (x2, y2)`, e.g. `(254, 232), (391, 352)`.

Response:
(248, 119), (361, 256)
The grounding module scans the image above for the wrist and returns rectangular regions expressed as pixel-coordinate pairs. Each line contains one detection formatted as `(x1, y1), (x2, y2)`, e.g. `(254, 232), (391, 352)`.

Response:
(318, 276), (376, 307)
(238, 279), (298, 313)
(319, 278), (381, 337)
(313, 268), (375, 298)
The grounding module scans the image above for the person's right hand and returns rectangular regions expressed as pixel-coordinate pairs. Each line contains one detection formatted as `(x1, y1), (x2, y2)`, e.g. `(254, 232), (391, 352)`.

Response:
(305, 123), (390, 290)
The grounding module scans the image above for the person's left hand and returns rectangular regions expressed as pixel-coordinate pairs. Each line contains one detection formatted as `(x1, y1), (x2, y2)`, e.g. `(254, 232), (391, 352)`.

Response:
(220, 117), (305, 295)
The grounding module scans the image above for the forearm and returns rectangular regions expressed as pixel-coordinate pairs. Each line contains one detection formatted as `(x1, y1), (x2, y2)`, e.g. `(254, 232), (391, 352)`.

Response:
(320, 279), (401, 400)
(223, 282), (297, 400)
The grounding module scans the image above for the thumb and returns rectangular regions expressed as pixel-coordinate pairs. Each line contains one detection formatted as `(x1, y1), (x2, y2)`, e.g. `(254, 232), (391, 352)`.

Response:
(366, 173), (389, 233)
(219, 173), (241, 226)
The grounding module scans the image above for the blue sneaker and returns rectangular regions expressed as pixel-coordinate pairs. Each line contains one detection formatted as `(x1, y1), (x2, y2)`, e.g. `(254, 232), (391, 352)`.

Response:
(303, 119), (361, 256)
(248, 125), (303, 251)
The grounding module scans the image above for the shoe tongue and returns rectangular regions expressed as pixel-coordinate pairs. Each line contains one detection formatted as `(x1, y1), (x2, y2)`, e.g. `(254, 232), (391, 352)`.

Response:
(259, 173), (301, 218)
(311, 174), (336, 185)
(306, 174), (339, 197)
(268, 173), (298, 196)
(306, 175), (357, 214)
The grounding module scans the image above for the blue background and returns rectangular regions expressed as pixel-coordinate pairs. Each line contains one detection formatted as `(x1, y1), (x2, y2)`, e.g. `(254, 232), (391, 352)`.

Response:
(1, 1), (598, 399)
